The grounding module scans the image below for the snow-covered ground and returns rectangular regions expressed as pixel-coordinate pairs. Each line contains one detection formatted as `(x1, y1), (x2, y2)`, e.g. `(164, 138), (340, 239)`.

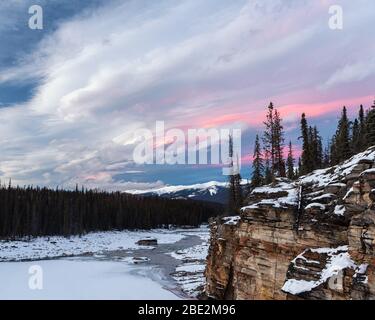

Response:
(300, 146), (375, 188)
(0, 259), (180, 300)
(0, 229), (184, 262)
(167, 226), (210, 297)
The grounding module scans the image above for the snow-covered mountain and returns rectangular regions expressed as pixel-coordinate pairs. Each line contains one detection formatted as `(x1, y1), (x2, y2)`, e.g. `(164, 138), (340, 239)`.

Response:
(127, 181), (248, 204)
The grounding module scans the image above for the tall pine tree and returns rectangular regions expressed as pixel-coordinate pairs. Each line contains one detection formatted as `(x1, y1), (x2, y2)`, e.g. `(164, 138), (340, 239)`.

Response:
(323, 141), (331, 167)
(263, 103), (275, 180)
(264, 158), (273, 185)
(332, 106), (351, 164)
(313, 126), (323, 169)
(263, 102), (285, 179)
(351, 118), (360, 154)
(273, 109), (286, 177)
(227, 135), (243, 215)
(286, 141), (295, 180)
(358, 105), (367, 151)
(366, 101), (375, 148)
(300, 113), (312, 175)
(251, 135), (264, 188)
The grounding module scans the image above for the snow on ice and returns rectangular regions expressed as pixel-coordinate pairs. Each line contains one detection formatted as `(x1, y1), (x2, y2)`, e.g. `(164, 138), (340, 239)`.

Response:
(0, 259), (180, 300)
(0, 229), (185, 262)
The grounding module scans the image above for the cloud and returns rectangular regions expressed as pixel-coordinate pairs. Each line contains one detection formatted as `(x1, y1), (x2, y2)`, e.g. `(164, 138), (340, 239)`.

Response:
(0, 0), (374, 188)
(324, 59), (375, 88)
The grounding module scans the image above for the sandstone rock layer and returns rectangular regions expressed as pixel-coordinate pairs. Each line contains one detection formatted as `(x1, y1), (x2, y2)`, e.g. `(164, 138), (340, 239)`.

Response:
(205, 147), (375, 300)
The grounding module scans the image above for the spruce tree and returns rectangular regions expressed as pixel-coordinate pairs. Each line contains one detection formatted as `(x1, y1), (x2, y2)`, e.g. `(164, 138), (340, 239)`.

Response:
(309, 126), (316, 169)
(251, 135), (264, 188)
(330, 135), (338, 166)
(273, 109), (286, 177)
(264, 159), (273, 185)
(286, 141), (295, 180)
(263, 103), (275, 180)
(334, 106), (351, 163)
(300, 113), (311, 175)
(358, 105), (367, 151)
(313, 126), (323, 169)
(297, 158), (302, 177)
(366, 101), (375, 148)
(323, 142), (330, 168)
(351, 118), (360, 154)
(227, 135), (243, 214)
(263, 103), (285, 179)
(234, 155), (243, 211)
(227, 135), (237, 214)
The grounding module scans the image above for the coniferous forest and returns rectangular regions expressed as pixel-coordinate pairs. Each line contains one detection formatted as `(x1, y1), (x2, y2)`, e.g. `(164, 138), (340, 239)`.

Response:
(227, 99), (375, 214)
(0, 185), (223, 240)
(248, 100), (375, 188)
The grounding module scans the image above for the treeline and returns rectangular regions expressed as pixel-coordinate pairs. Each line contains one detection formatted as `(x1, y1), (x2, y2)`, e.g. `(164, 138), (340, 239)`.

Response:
(0, 184), (223, 239)
(301, 102), (375, 172)
(227, 100), (375, 213)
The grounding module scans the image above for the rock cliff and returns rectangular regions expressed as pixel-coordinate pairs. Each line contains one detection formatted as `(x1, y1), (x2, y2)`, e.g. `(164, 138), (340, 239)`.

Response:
(205, 146), (375, 300)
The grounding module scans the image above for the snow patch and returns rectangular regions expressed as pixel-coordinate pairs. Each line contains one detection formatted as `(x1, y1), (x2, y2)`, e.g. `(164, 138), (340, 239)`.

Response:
(361, 168), (375, 175)
(167, 226), (210, 297)
(282, 279), (316, 295)
(343, 187), (354, 200)
(336, 147), (375, 176)
(243, 180), (298, 210)
(311, 194), (335, 202)
(282, 246), (356, 296)
(222, 216), (241, 226)
(299, 147), (375, 189)
(300, 168), (336, 188)
(354, 264), (369, 284)
(176, 263), (206, 273)
(305, 203), (326, 211)
(0, 229), (185, 262)
(334, 205), (346, 216)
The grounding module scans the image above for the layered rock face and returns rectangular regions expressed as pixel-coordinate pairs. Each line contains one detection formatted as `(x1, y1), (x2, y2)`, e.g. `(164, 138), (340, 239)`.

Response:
(205, 147), (375, 300)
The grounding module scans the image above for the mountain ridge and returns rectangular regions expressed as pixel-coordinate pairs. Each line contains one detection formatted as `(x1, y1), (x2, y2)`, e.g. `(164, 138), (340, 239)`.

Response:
(126, 180), (249, 204)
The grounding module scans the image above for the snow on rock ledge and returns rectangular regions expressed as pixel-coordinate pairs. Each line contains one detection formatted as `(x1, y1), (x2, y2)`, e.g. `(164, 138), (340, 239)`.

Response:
(282, 246), (357, 296)
(242, 179), (298, 211)
(222, 216), (241, 226)
(206, 146), (375, 300)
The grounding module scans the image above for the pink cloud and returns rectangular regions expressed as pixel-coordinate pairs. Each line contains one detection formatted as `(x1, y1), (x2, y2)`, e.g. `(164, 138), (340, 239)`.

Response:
(191, 94), (374, 130)
(278, 95), (374, 119)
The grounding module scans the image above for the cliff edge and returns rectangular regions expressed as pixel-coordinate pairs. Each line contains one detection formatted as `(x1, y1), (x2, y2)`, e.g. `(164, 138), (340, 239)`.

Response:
(205, 146), (375, 300)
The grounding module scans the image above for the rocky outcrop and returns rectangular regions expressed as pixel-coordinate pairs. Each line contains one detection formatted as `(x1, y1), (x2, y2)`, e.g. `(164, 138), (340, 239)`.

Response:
(136, 238), (158, 246)
(205, 146), (375, 300)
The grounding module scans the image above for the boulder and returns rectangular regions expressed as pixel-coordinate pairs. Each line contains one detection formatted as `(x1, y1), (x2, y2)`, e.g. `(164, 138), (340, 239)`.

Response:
(136, 238), (158, 246)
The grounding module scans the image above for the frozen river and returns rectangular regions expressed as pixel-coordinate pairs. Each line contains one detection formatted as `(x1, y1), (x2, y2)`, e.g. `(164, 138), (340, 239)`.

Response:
(0, 226), (209, 300)
(0, 259), (180, 300)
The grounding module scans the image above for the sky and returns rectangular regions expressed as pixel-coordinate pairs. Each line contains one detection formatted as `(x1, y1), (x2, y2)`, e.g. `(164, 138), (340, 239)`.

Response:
(0, 0), (374, 190)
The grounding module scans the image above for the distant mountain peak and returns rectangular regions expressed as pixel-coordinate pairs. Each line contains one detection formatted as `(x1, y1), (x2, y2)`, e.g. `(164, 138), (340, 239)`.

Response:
(126, 180), (249, 204)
